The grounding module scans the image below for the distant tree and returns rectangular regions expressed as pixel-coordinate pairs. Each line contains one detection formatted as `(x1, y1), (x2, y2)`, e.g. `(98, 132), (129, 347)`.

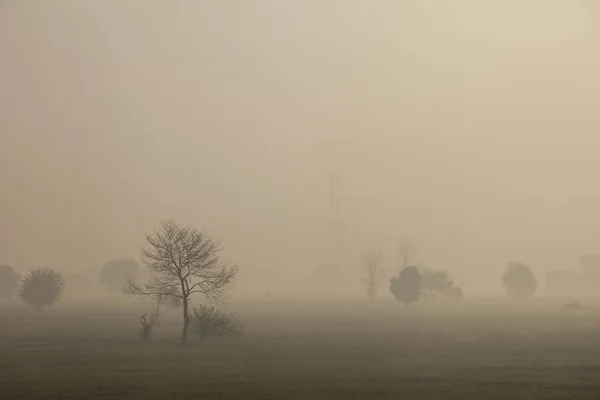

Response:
(578, 254), (600, 290)
(100, 258), (140, 292)
(419, 267), (454, 300)
(126, 221), (239, 343)
(0, 264), (20, 301)
(502, 262), (538, 299)
(389, 266), (422, 306)
(444, 286), (464, 301)
(397, 240), (415, 269)
(18, 267), (65, 310)
(361, 250), (383, 301)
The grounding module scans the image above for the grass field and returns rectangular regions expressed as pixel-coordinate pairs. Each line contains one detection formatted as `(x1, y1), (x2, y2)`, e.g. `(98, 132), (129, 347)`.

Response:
(2, 297), (600, 399)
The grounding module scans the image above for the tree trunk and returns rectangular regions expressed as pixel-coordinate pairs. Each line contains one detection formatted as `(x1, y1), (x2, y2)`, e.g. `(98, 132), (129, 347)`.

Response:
(181, 299), (189, 343)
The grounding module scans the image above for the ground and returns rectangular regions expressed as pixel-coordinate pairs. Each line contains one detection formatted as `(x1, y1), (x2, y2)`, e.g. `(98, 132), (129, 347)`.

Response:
(1, 297), (600, 399)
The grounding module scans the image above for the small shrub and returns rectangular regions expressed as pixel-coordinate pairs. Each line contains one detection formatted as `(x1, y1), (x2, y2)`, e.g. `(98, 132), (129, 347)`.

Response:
(190, 304), (244, 342)
(139, 309), (159, 341)
(18, 267), (64, 310)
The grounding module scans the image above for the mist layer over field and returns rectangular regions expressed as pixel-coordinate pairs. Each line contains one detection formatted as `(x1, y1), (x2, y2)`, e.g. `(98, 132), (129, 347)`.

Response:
(2, 297), (600, 399)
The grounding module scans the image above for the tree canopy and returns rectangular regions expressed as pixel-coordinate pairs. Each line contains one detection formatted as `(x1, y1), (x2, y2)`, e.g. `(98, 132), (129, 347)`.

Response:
(419, 267), (454, 300)
(18, 267), (65, 310)
(502, 262), (537, 299)
(389, 266), (422, 306)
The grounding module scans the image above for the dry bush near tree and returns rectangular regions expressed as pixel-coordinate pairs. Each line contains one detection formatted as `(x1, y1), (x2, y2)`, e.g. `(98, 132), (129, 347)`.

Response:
(190, 304), (244, 342)
(139, 305), (160, 341)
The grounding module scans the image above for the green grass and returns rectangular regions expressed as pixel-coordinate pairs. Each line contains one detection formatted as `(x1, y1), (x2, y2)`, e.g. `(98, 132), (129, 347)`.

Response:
(2, 298), (600, 399)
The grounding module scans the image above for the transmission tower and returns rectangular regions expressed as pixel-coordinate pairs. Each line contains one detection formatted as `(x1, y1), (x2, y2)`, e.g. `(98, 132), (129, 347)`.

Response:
(319, 171), (346, 281)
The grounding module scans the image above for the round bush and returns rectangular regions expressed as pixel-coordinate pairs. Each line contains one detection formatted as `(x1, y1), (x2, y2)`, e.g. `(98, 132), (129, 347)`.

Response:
(18, 267), (65, 310)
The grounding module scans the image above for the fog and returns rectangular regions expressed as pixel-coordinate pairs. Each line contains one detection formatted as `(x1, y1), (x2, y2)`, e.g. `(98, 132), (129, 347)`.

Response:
(1, 1), (599, 296)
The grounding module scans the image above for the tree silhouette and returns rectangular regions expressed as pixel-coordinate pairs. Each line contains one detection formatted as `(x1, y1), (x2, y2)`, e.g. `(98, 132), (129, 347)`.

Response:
(389, 266), (422, 306)
(502, 262), (537, 299)
(420, 267), (454, 300)
(18, 267), (65, 310)
(397, 240), (415, 269)
(127, 221), (238, 343)
(361, 250), (382, 301)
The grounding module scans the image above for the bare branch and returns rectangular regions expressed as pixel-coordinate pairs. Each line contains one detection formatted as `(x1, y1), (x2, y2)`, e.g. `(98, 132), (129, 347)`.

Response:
(398, 239), (415, 270)
(361, 250), (382, 301)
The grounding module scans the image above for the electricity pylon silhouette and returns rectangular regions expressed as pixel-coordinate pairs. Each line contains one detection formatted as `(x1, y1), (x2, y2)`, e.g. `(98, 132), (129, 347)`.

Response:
(313, 171), (347, 286)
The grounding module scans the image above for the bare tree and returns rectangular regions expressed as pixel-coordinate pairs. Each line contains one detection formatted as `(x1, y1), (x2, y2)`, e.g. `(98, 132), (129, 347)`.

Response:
(126, 221), (238, 343)
(398, 239), (415, 270)
(362, 250), (382, 301)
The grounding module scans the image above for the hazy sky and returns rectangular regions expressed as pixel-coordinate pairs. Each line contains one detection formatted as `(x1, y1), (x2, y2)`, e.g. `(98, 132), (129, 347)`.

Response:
(1, 1), (599, 294)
